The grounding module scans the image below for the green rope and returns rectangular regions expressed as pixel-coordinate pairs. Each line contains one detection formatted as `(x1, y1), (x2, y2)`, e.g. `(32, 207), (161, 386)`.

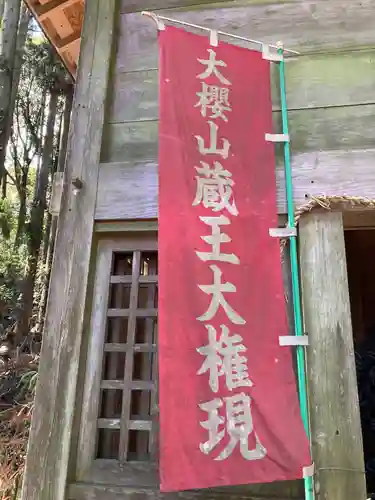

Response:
(277, 46), (314, 500)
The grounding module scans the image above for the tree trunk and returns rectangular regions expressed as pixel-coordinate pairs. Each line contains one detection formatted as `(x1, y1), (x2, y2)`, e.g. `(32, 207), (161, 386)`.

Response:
(14, 168), (28, 246)
(0, 0), (5, 23)
(0, 0), (21, 183)
(1, 4), (29, 203)
(9, 3), (29, 112)
(35, 121), (60, 333)
(41, 107), (63, 266)
(0, 0), (7, 49)
(56, 85), (73, 173)
(16, 89), (58, 344)
(33, 91), (46, 192)
(2, 2), (30, 201)
(37, 85), (73, 334)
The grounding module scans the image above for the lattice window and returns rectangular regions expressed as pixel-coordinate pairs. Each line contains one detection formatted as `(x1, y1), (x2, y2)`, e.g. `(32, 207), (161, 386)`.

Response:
(96, 250), (158, 462)
(77, 237), (158, 482)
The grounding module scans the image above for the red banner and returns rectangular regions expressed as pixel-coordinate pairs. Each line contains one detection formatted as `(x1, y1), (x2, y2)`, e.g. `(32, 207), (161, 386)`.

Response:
(158, 26), (311, 492)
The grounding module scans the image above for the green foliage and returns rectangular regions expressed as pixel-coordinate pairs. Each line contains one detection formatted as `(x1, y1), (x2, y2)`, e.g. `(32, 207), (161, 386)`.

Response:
(18, 369), (38, 396)
(0, 197), (14, 239)
(0, 235), (26, 314)
(0, 11), (71, 500)
(23, 37), (66, 92)
(0, 29), (68, 325)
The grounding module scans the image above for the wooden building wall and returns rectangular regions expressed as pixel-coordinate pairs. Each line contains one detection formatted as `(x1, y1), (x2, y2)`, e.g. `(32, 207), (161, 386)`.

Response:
(22, 1), (372, 499)
(76, 1), (373, 498)
(96, 0), (375, 221)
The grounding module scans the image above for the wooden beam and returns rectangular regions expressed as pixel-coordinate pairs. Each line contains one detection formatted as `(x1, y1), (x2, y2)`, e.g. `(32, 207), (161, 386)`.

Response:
(37, 0), (78, 21)
(116, 1), (375, 73)
(20, 1), (117, 500)
(108, 50), (375, 123)
(94, 220), (158, 232)
(94, 148), (375, 220)
(101, 103), (375, 163)
(299, 211), (366, 500)
(55, 29), (81, 49)
(119, 0), (296, 14)
(68, 483), (304, 500)
(343, 211), (375, 229)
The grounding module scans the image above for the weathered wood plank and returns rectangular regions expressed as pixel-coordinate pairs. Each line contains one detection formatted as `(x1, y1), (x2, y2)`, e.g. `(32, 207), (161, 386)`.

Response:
(104, 342), (157, 352)
(72, 459), (303, 495)
(344, 211), (375, 229)
(94, 220), (158, 232)
(107, 307), (158, 317)
(101, 103), (375, 164)
(76, 242), (113, 481)
(110, 275), (158, 284)
(108, 67), (277, 123)
(95, 148), (375, 220)
(97, 161), (158, 219)
(120, 0), (307, 14)
(115, 1), (375, 73)
(96, 418), (152, 430)
(119, 249), (141, 461)
(68, 482), (304, 500)
(108, 50), (375, 124)
(98, 418), (121, 429)
(20, 2), (117, 500)
(299, 212), (366, 500)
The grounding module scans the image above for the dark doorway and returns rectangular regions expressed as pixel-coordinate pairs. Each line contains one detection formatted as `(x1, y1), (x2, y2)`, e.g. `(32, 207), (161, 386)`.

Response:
(346, 229), (375, 496)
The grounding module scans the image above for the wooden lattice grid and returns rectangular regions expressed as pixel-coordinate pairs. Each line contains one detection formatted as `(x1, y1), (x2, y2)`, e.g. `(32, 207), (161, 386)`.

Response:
(96, 250), (158, 462)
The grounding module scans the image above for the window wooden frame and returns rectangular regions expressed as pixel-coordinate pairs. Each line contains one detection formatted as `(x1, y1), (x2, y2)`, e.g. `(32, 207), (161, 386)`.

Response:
(76, 234), (159, 487)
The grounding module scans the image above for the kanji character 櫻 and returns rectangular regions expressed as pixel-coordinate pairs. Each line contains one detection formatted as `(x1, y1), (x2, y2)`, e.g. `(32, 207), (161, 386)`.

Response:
(195, 82), (231, 122)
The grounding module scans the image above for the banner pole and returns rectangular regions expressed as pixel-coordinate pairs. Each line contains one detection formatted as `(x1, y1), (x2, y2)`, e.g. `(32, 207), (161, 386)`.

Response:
(277, 44), (314, 500)
(142, 11), (299, 55)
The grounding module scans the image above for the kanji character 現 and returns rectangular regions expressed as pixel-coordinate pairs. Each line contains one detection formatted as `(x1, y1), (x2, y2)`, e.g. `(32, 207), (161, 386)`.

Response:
(199, 393), (267, 461)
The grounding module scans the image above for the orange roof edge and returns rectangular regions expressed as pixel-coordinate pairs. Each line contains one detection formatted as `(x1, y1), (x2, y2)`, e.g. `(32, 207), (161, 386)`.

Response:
(24, 0), (85, 80)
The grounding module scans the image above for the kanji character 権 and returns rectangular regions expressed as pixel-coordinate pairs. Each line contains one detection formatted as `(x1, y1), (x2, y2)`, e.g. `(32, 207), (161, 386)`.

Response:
(197, 324), (252, 392)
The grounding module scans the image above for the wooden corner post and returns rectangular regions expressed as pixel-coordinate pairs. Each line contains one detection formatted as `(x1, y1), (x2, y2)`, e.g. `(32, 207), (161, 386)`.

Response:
(299, 211), (366, 500)
(21, 1), (117, 500)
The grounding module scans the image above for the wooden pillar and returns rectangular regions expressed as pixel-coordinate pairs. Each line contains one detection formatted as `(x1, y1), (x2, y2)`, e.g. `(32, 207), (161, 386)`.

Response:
(299, 211), (366, 500)
(21, 2), (117, 500)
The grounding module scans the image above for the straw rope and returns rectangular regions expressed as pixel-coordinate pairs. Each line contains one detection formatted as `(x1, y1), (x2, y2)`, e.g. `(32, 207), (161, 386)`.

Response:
(281, 195), (375, 251)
